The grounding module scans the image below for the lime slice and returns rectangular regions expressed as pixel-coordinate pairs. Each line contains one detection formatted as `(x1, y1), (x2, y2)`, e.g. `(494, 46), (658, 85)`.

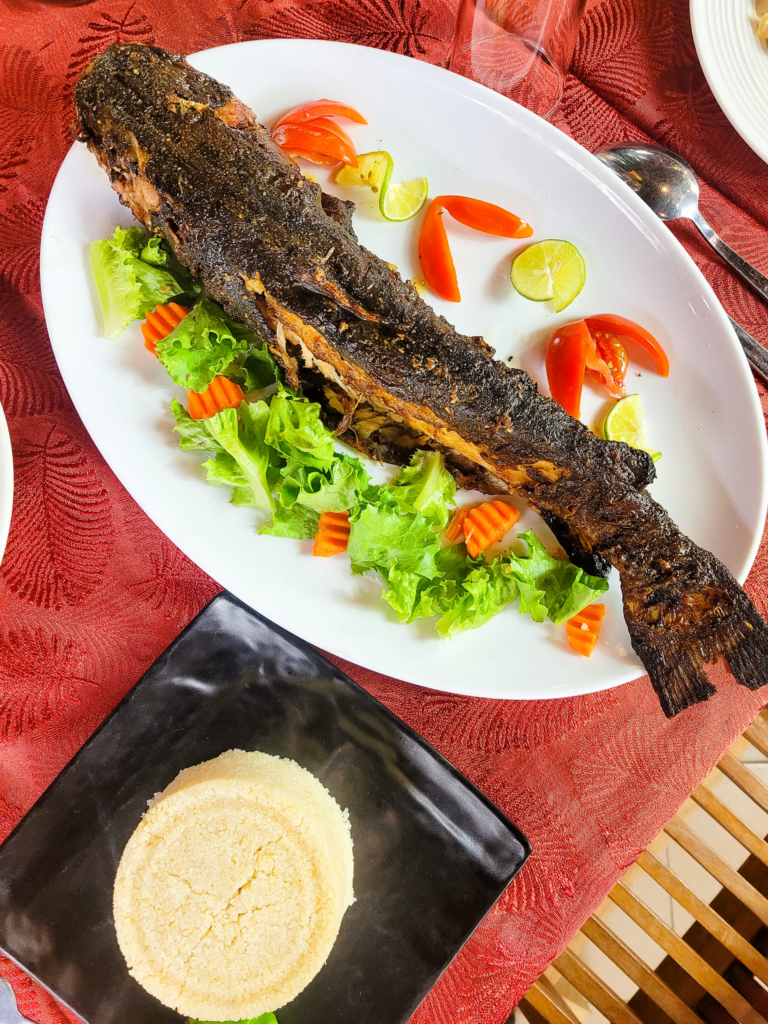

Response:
(603, 394), (661, 461)
(510, 239), (586, 312)
(380, 176), (429, 222)
(335, 152), (427, 222)
(334, 151), (393, 194)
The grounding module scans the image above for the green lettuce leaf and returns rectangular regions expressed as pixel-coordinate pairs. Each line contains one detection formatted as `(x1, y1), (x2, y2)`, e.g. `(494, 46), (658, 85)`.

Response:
(506, 530), (609, 625)
(259, 500), (320, 540)
(383, 451), (456, 528)
(139, 236), (168, 266)
(156, 297), (261, 392)
(265, 387), (335, 471)
(90, 227), (198, 339)
(207, 401), (274, 510)
(347, 505), (441, 579)
(381, 532), (607, 638)
(382, 546), (518, 638)
(228, 346), (281, 392)
(171, 399), (274, 510)
(435, 557), (519, 639)
(277, 454), (370, 514)
(170, 398), (225, 453)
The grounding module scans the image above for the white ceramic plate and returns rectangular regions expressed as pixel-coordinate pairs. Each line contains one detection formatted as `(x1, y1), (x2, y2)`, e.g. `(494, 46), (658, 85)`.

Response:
(691, 0), (768, 165)
(0, 402), (12, 569)
(40, 39), (767, 700)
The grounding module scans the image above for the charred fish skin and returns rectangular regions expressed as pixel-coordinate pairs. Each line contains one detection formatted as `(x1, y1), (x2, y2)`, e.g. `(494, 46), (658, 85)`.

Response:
(75, 41), (652, 576)
(75, 43), (768, 715)
(75, 46), (652, 488)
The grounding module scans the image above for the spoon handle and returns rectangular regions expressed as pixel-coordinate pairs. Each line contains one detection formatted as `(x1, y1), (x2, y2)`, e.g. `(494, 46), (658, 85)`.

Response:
(692, 210), (768, 304)
(728, 317), (768, 385)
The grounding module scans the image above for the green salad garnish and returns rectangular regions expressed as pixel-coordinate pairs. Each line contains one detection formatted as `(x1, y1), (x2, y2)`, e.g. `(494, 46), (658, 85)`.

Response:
(90, 227), (201, 339)
(94, 225), (609, 641)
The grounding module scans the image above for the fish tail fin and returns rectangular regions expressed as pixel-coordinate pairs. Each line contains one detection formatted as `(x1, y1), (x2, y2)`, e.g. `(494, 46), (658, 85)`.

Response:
(722, 601), (768, 690)
(629, 637), (717, 716)
(618, 541), (768, 717)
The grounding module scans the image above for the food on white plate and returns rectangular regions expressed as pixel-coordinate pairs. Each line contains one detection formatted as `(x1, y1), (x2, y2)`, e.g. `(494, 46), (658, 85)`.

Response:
(544, 314), (669, 419)
(113, 750), (354, 1021)
(75, 43), (768, 716)
(90, 233), (611, 643)
(418, 194), (533, 302)
(603, 393), (661, 463)
(334, 151), (428, 222)
(510, 239), (586, 312)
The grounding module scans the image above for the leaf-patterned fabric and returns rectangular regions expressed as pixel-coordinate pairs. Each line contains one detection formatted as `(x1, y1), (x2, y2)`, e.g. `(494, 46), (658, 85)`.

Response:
(2, 1), (768, 1022)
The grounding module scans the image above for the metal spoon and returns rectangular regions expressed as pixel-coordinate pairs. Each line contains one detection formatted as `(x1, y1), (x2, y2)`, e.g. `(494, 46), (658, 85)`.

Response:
(0, 978), (33, 1023)
(595, 143), (768, 383)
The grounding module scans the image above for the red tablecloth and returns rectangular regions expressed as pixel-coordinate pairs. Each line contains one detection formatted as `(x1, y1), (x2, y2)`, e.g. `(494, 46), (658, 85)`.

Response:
(3, 1), (768, 1021)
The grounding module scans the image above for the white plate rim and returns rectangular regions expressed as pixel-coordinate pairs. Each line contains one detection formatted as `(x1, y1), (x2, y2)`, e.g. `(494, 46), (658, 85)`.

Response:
(40, 38), (768, 700)
(0, 402), (12, 570)
(690, 0), (768, 166)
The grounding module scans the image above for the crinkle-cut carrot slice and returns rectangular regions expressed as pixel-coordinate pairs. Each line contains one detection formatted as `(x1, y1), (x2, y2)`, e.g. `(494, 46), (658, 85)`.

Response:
(444, 508), (468, 543)
(313, 510), (351, 557)
(140, 302), (190, 354)
(188, 376), (244, 420)
(565, 603), (606, 657)
(463, 501), (520, 558)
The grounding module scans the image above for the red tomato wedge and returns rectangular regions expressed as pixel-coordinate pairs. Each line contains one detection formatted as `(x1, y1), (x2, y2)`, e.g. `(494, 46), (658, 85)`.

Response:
(283, 149), (340, 167)
(418, 201), (460, 302)
(586, 334), (628, 399)
(419, 195), (533, 301)
(583, 328), (622, 399)
(545, 320), (590, 418)
(274, 100), (367, 129)
(584, 314), (669, 378)
(438, 195), (534, 238)
(272, 122), (358, 167)
(301, 117), (357, 152)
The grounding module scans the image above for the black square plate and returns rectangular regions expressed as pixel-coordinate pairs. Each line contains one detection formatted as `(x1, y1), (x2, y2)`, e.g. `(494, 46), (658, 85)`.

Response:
(0, 593), (530, 1024)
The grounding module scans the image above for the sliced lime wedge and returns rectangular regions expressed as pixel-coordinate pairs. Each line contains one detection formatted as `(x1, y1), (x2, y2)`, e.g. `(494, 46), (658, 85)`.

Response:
(380, 176), (429, 222)
(335, 152), (427, 222)
(510, 239), (586, 312)
(334, 151), (393, 194)
(603, 393), (661, 461)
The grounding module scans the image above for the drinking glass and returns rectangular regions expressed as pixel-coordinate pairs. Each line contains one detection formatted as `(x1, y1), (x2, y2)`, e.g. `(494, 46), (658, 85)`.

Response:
(448, 0), (587, 119)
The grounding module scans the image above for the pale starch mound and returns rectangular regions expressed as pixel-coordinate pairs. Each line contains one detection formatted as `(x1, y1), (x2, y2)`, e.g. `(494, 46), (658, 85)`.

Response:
(113, 749), (355, 1020)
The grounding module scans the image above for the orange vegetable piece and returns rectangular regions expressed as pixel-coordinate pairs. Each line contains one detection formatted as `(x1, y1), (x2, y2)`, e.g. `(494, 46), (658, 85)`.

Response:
(444, 508), (468, 543)
(438, 195), (533, 239)
(273, 122), (358, 167)
(584, 314), (669, 379)
(140, 302), (190, 354)
(188, 376), (244, 420)
(284, 148), (340, 167)
(418, 196), (533, 302)
(313, 510), (351, 557)
(565, 603), (606, 657)
(463, 501), (520, 558)
(274, 99), (367, 129)
(418, 200), (460, 302)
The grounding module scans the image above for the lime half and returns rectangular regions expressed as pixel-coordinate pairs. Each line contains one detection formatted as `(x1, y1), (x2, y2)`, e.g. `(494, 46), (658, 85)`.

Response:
(510, 239), (586, 312)
(603, 394), (661, 461)
(380, 176), (429, 222)
(334, 151), (393, 193)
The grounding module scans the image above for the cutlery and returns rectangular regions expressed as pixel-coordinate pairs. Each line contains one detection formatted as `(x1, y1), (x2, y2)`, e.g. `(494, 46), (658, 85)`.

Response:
(595, 143), (768, 384)
(0, 978), (33, 1024)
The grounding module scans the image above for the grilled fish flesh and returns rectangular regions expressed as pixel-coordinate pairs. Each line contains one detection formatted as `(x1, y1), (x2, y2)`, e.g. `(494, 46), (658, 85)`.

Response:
(75, 43), (768, 716)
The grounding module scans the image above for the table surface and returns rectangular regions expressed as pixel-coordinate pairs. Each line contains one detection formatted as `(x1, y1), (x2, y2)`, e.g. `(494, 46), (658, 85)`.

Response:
(2, 1), (768, 1022)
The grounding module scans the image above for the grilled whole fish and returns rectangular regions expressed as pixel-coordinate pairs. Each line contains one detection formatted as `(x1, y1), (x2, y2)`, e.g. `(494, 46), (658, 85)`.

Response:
(75, 43), (768, 716)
